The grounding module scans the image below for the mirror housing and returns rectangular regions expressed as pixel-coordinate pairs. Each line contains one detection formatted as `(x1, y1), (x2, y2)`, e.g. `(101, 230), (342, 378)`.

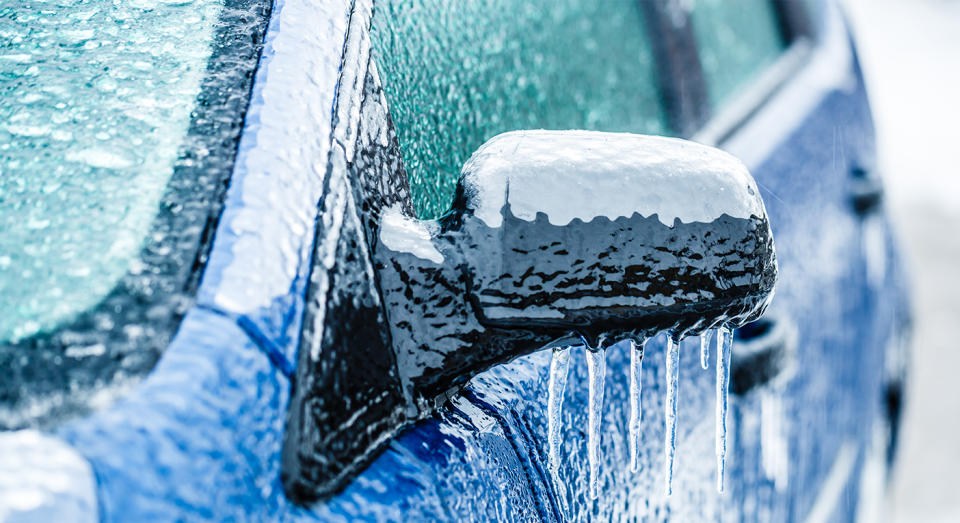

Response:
(284, 131), (777, 503)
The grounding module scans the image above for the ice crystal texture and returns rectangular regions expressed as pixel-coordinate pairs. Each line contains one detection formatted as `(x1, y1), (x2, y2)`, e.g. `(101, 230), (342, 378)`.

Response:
(370, 0), (666, 219)
(0, 0), (223, 342)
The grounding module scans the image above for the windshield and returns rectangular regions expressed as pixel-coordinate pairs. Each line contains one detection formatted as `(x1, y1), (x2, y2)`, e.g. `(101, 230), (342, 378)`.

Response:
(3, 0), (220, 342)
(0, 0), (270, 428)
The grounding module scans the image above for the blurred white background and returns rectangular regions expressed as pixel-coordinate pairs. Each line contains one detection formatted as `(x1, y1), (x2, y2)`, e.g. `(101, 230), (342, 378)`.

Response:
(843, 0), (960, 521)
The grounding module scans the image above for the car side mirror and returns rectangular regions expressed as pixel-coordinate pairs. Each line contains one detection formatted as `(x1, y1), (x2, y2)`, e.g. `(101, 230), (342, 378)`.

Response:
(283, 130), (777, 503)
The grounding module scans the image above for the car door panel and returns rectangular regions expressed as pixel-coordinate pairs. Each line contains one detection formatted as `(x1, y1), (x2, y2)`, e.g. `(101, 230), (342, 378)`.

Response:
(300, 2), (904, 522)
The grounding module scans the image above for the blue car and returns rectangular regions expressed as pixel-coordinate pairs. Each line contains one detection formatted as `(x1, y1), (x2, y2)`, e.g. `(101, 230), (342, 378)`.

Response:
(0, 0), (910, 521)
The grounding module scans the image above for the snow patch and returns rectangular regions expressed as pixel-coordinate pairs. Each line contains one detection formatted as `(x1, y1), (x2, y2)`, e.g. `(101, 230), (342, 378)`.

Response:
(460, 131), (763, 228)
(0, 430), (97, 522)
(379, 204), (444, 264)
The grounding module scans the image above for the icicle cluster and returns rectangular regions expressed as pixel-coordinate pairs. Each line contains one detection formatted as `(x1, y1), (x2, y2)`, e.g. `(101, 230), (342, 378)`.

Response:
(544, 326), (736, 502)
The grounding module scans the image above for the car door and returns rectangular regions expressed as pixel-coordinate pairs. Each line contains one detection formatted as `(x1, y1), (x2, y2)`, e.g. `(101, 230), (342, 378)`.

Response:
(690, 0), (909, 520)
(284, 0), (910, 520)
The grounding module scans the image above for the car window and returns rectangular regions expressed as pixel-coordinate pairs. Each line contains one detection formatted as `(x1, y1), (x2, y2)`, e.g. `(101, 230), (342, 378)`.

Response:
(689, 0), (787, 110)
(0, 0), (269, 427)
(2, 1), (217, 342)
(370, 0), (668, 220)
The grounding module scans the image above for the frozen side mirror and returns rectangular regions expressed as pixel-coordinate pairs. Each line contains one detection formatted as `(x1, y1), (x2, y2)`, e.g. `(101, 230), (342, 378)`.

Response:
(283, 130), (778, 503)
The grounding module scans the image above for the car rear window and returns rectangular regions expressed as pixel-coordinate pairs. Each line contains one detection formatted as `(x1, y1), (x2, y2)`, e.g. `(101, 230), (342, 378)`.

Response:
(370, 0), (668, 220)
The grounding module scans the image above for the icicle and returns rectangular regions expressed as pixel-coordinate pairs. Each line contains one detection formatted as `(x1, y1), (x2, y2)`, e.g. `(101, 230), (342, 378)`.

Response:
(663, 335), (680, 496)
(586, 346), (606, 500)
(715, 327), (733, 493)
(547, 346), (572, 484)
(628, 338), (647, 472)
(700, 329), (714, 370)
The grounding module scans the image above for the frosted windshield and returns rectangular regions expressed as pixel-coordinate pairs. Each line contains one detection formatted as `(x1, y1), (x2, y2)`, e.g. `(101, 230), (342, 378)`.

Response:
(0, 0), (225, 343)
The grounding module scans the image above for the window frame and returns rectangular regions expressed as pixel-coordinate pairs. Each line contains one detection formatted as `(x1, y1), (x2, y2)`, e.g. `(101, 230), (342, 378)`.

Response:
(684, 0), (817, 146)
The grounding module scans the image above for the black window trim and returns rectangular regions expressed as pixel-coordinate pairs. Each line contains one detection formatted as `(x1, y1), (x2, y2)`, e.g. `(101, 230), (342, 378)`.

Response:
(641, 0), (710, 138)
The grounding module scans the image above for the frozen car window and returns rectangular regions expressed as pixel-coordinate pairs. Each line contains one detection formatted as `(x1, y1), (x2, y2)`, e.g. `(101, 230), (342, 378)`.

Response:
(0, 0), (269, 428)
(371, 0), (668, 220)
(689, 0), (787, 109)
(2, 1), (219, 342)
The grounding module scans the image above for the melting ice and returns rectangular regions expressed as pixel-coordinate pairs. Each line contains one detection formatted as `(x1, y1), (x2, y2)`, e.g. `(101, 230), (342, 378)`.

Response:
(586, 346), (606, 499)
(715, 327), (733, 492)
(663, 335), (680, 495)
(628, 338), (646, 472)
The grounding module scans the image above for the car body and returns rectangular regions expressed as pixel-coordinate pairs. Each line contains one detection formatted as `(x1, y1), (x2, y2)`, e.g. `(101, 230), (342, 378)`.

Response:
(0, 0), (910, 521)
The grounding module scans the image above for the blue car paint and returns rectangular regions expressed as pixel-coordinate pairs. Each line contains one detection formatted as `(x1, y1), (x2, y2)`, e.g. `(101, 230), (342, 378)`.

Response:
(192, 0), (352, 368)
(54, 0), (911, 520)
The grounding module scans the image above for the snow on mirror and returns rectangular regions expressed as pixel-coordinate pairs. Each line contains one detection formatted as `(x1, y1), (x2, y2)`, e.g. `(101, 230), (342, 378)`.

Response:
(285, 130), (778, 504)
